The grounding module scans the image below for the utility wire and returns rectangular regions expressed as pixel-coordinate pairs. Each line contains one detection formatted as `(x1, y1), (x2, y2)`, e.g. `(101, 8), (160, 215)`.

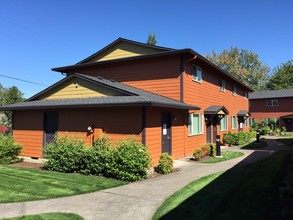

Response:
(0, 74), (48, 87)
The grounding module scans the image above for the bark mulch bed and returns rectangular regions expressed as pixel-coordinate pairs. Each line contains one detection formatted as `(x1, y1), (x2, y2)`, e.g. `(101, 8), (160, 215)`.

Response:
(7, 161), (44, 170)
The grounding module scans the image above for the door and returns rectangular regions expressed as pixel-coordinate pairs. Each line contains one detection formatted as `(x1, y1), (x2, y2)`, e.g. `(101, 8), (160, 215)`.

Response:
(162, 113), (172, 155)
(284, 119), (293, 132)
(43, 112), (58, 146)
(206, 115), (212, 143)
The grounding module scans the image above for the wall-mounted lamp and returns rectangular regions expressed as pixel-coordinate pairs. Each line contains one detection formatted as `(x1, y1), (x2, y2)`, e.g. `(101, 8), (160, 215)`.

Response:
(75, 82), (79, 88)
(87, 126), (93, 131)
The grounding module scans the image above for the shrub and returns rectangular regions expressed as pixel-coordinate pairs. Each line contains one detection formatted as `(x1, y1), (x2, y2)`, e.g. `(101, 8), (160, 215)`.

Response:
(155, 153), (173, 174)
(223, 132), (237, 146)
(281, 126), (287, 135)
(0, 134), (22, 164)
(236, 132), (247, 145)
(261, 126), (270, 135)
(201, 144), (210, 156)
(43, 135), (86, 173)
(209, 144), (217, 157)
(84, 136), (114, 176)
(193, 148), (203, 161)
(275, 127), (281, 135)
(108, 137), (152, 182)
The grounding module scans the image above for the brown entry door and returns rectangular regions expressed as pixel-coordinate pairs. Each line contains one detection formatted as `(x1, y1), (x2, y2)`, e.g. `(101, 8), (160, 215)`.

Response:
(162, 113), (172, 155)
(44, 112), (58, 146)
(206, 116), (212, 143)
(284, 119), (293, 132)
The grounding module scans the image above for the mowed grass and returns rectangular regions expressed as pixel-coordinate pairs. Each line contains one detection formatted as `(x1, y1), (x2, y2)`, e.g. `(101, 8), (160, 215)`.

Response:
(2, 213), (83, 220)
(153, 151), (291, 220)
(0, 166), (126, 203)
(202, 151), (244, 163)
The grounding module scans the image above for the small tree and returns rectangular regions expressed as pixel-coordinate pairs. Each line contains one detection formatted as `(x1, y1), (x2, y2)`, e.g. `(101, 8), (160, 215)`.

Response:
(0, 85), (25, 128)
(147, 33), (157, 46)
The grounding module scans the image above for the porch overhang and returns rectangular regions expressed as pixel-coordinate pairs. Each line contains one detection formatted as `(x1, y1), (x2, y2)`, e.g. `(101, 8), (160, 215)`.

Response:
(237, 110), (251, 117)
(204, 106), (229, 115)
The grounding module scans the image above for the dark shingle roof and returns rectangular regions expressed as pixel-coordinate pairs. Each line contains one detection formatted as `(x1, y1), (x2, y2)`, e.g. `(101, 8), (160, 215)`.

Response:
(237, 110), (250, 117)
(204, 106), (229, 115)
(0, 74), (200, 111)
(249, 89), (293, 99)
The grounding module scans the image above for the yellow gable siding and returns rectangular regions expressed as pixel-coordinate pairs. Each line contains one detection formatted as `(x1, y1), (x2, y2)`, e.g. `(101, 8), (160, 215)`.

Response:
(39, 78), (125, 100)
(85, 42), (164, 63)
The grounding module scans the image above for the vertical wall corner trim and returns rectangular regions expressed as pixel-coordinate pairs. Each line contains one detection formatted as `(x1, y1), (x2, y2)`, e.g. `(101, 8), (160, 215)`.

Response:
(180, 54), (184, 102)
(142, 106), (146, 146)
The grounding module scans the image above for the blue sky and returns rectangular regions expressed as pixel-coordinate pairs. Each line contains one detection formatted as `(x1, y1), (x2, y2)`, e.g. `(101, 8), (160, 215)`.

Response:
(0, 0), (292, 98)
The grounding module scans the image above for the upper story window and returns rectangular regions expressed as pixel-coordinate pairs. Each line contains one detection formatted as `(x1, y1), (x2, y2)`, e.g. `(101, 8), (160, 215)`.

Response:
(192, 65), (202, 83)
(267, 99), (278, 106)
(220, 79), (226, 92)
(232, 85), (237, 96)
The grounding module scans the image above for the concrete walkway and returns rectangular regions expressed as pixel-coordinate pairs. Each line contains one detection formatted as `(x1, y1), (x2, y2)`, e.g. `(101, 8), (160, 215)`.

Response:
(0, 136), (291, 220)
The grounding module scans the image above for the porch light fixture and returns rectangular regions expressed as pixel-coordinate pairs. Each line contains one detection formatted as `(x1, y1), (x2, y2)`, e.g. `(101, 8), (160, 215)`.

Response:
(87, 126), (92, 131)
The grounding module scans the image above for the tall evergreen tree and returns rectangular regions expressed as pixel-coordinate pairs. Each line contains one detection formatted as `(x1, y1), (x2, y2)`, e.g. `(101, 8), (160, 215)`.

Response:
(147, 33), (157, 46)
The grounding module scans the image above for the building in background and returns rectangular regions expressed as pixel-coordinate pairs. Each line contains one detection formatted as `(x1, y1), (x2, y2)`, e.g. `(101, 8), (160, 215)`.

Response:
(249, 89), (293, 132)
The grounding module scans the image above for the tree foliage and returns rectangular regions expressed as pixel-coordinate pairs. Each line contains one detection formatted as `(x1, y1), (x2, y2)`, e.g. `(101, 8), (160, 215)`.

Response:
(266, 60), (293, 90)
(206, 47), (270, 91)
(146, 33), (157, 46)
(0, 84), (25, 127)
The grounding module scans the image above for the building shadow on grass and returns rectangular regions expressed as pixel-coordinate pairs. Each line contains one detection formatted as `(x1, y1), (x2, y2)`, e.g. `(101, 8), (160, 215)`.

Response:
(158, 138), (293, 220)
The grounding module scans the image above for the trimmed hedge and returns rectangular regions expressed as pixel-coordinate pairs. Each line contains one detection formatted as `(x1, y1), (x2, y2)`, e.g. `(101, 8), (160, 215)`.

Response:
(223, 131), (255, 146)
(0, 134), (22, 164)
(155, 153), (173, 174)
(44, 135), (151, 182)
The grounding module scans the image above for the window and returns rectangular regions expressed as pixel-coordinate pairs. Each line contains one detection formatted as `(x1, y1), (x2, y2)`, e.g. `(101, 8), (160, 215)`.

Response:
(249, 118), (254, 127)
(188, 114), (203, 135)
(231, 116), (237, 129)
(244, 118), (249, 127)
(232, 85), (237, 96)
(267, 99), (278, 106)
(220, 79), (225, 91)
(220, 115), (228, 131)
(192, 65), (202, 83)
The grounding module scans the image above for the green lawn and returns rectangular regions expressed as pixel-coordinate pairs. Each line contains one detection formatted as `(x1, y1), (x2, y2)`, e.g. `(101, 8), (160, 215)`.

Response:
(0, 166), (126, 203)
(153, 151), (292, 220)
(241, 140), (268, 149)
(202, 151), (244, 163)
(2, 213), (83, 220)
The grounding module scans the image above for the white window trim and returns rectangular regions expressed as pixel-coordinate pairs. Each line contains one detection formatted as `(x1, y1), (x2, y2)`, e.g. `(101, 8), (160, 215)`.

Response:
(192, 65), (202, 83)
(188, 113), (204, 136)
(220, 79), (226, 92)
(231, 116), (237, 130)
(220, 115), (228, 131)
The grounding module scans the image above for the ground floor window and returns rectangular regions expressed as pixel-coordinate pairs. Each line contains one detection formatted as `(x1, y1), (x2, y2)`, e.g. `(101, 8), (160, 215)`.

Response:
(188, 113), (203, 135)
(244, 118), (249, 127)
(231, 116), (237, 129)
(220, 115), (228, 131)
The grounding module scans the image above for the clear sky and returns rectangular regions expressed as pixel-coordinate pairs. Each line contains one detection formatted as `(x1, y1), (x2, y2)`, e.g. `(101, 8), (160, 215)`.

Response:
(0, 0), (292, 98)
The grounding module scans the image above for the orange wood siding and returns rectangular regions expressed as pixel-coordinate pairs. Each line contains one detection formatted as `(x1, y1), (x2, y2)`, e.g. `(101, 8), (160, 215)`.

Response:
(13, 111), (44, 158)
(67, 55), (182, 101)
(183, 60), (250, 150)
(145, 107), (187, 165)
